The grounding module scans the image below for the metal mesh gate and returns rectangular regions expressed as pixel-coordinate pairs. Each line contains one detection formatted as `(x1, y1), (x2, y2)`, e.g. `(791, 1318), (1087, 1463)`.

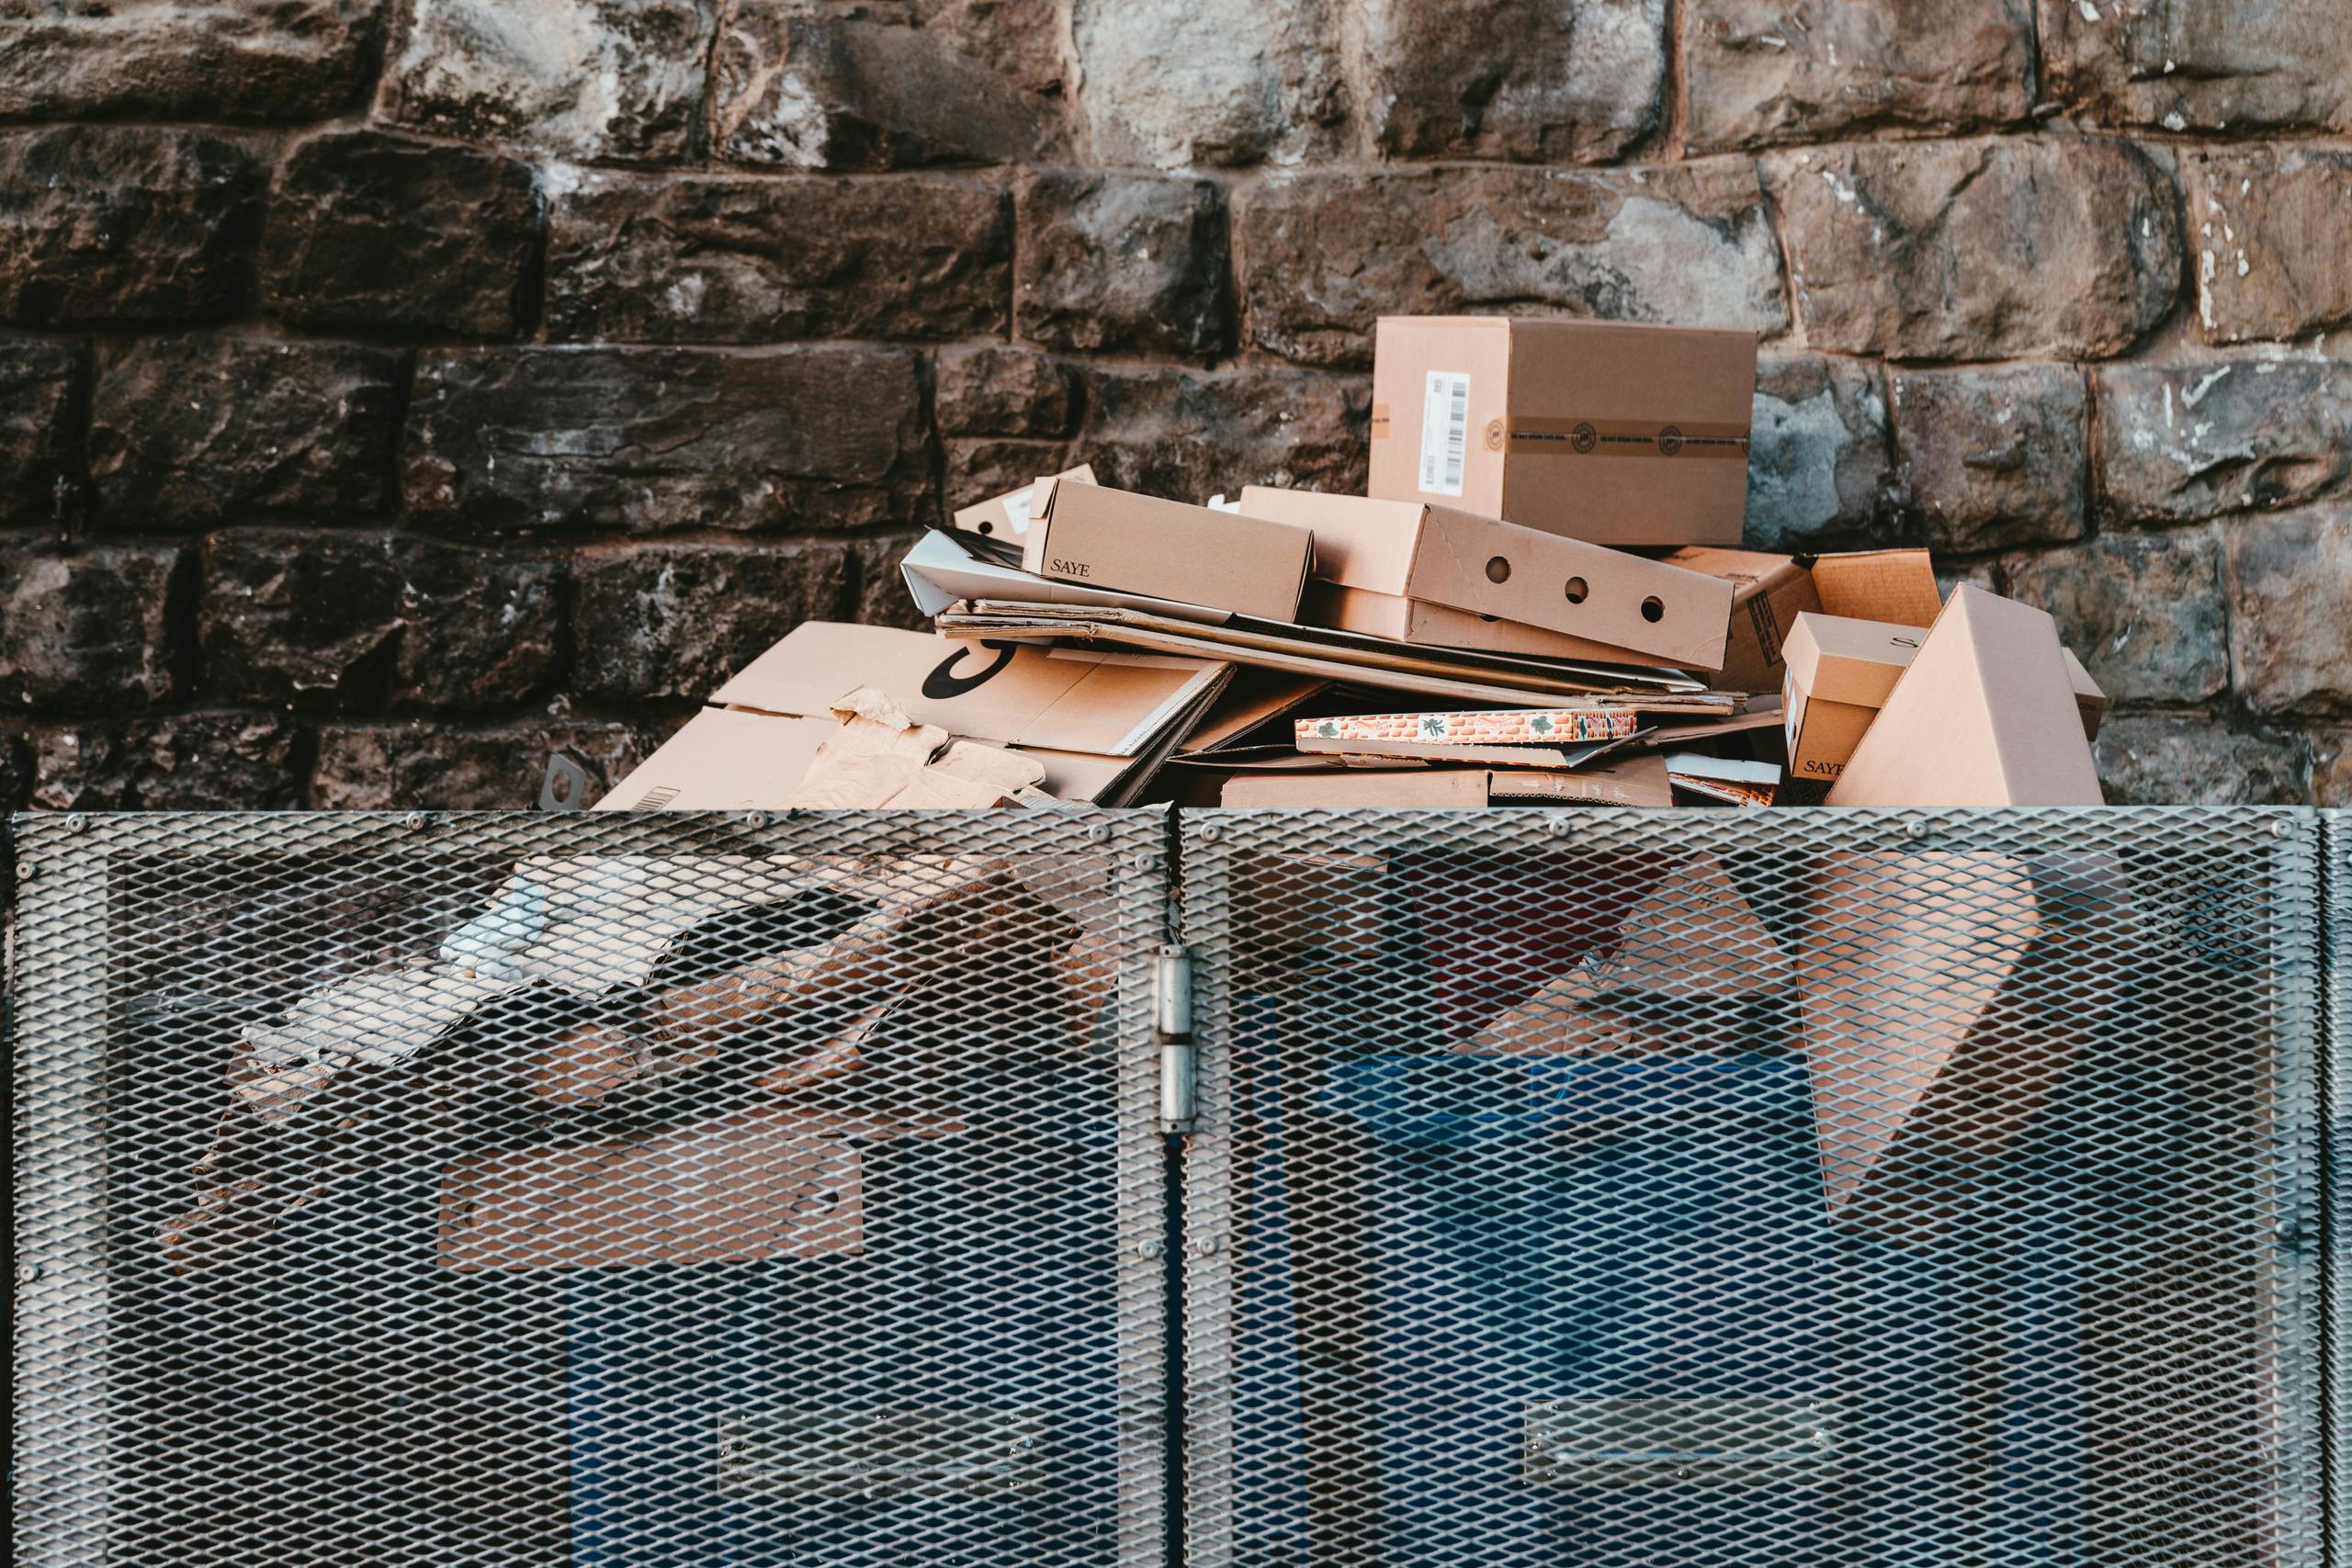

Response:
(11, 809), (1176, 1568)
(1180, 808), (2334, 1568)
(10, 807), (2344, 1568)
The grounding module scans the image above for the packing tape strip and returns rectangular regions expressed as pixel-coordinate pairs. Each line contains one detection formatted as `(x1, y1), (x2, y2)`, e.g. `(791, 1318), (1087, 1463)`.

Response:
(1506, 416), (1749, 459)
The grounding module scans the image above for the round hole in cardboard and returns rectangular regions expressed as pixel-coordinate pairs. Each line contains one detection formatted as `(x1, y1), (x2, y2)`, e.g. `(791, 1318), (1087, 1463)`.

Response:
(1640, 596), (1665, 623)
(977, 520), (994, 535)
(1486, 556), (1511, 583)
(1564, 576), (1589, 604)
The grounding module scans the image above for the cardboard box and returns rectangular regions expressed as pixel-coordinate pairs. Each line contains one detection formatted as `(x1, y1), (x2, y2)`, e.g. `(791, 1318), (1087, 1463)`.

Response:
(1368, 316), (1758, 547)
(599, 622), (1230, 808)
(1662, 546), (1944, 694)
(1023, 477), (1313, 622)
(1221, 753), (1672, 807)
(951, 463), (1095, 539)
(1785, 612), (2109, 787)
(1239, 485), (1733, 669)
(1302, 582), (1645, 664)
(1826, 587), (2103, 807)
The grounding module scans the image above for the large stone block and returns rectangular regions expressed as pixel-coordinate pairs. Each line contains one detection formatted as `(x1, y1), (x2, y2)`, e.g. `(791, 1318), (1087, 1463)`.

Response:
(2038, 0), (2352, 133)
(2183, 146), (2352, 344)
(1765, 138), (2178, 360)
(265, 130), (540, 337)
(405, 345), (930, 533)
(311, 720), (651, 808)
(1685, 0), (2031, 152)
(1236, 160), (1787, 367)
(1744, 352), (1890, 548)
(2, 543), (189, 712)
(935, 345), (1076, 438)
(2311, 728), (2352, 807)
(712, 3), (1063, 169)
(571, 539), (854, 702)
(32, 712), (300, 809)
(1071, 0), (1344, 168)
(1891, 364), (2088, 550)
(2223, 502), (2352, 716)
(377, 0), (715, 162)
(200, 531), (561, 710)
(1358, 0), (1665, 163)
(1070, 364), (1369, 501)
(2091, 712), (2306, 807)
(2003, 530), (2228, 704)
(89, 337), (402, 527)
(944, 437), (1072, 513)
(2096, 359), (2352, 525)
(0, 336), (82, 526)
(1015, 170), (1227, 357)
(0, 127), (264, 324)
(0, 0), (382, 122)
(851, 532), (930, 631)
(545, 172), (1009, 342)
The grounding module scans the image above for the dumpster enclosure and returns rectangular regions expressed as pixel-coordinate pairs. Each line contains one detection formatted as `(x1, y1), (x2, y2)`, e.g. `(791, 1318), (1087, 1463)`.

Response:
(10, 807), (2346, 1567)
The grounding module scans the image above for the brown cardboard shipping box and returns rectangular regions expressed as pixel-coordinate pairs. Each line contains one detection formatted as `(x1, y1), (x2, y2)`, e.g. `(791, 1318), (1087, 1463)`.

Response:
(1240, 485), (1732, 669)
(1023, 477), (1314, 622)
(1368, 316), (1759, 547)
(1663, 546), (1945, 694)
(1221, 753), (1673, 807)
(951, 463), (1096, 539)
(1826, 586), (2104, 807)
(1786, 611), (2109, 787)
(1302, 582), (1645, 664)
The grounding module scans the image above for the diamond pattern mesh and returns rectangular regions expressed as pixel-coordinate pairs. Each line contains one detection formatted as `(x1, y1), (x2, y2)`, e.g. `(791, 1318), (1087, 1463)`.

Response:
(12, 810), (1174, 1568)
(1180, 808), (2333, 1568)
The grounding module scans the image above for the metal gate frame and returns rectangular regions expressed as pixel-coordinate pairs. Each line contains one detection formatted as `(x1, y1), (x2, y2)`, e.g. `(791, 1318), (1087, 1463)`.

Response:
(9, 807), (1178, 1568)
(9, 806), (2349, 1568)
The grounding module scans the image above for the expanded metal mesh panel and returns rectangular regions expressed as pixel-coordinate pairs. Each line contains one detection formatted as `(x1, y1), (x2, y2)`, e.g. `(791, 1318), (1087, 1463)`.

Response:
(12, 809), (1174, 1568)
(1180, 808), (2331, 1568)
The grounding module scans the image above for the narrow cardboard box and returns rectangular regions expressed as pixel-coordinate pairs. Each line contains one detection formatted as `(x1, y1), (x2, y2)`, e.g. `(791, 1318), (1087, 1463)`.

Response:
(1221, 753), (1673, 807)
(1786, 611), (2108, 786)
(951, 463), (1096, 539)
(1023, 477), (1314, 622)
(1662, 546), (1945, 693)
(1239, 485), (1732, 669)
(1826, 586), (2103, 807)
(1303, 581), (1649, 664)
(1369, 316), (1758, 547)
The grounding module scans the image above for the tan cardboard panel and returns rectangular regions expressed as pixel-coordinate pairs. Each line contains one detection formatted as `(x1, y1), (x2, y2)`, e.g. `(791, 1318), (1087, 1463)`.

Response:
(1300, 582), (1651, 665)
(1809, 549), (1943, 627)
(949, 463), (1096, 538)
(1827, 586), (2103, 807)
(1781, 613), (1926, 708)
(594, 708), (838, 812)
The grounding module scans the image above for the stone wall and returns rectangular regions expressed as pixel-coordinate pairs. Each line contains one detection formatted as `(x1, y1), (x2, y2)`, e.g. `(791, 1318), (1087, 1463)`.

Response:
(3, 0), (2348, 809)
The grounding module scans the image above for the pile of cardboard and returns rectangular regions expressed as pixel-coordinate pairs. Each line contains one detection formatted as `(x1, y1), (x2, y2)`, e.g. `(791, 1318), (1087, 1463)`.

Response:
(604, 315), (2106, 812)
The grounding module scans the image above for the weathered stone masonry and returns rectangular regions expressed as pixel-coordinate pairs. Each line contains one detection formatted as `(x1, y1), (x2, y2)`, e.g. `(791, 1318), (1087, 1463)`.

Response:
(2, 0), (2347, 809)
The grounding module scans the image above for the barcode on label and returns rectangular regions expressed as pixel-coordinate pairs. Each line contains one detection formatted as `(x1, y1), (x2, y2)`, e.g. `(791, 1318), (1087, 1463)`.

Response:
(1419, 371), (1471, 497)
(630, 784), (681, 809)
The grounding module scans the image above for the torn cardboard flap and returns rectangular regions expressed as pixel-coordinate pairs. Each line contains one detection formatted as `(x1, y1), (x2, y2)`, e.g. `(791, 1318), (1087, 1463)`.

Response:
(1464, 855), (1792, 1055)
(783, 685), (1047, 809)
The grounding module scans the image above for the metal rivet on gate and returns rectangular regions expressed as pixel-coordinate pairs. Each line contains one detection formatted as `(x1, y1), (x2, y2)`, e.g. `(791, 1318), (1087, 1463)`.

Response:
(1195, 823), (1222, 843)
(2269, 818), (2293, 839)
(1192, 1236), (1222, 1256)
(742, 810), (771, 829)
(16, 1263), (40, 1284)
(1547, 814), (1574, 837)
(15, 861), (34, 881)
(1088, 820), (1114, 844)
(62, 813), (87, 834)
(1138, 1239), (1163, 1258)
(1902, 816), (1928, 840)
(401, 810), (429, 831)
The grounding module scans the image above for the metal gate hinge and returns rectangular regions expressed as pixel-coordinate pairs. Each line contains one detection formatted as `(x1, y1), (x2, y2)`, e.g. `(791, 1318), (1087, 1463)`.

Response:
(1153, 944), (1197, 1134)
